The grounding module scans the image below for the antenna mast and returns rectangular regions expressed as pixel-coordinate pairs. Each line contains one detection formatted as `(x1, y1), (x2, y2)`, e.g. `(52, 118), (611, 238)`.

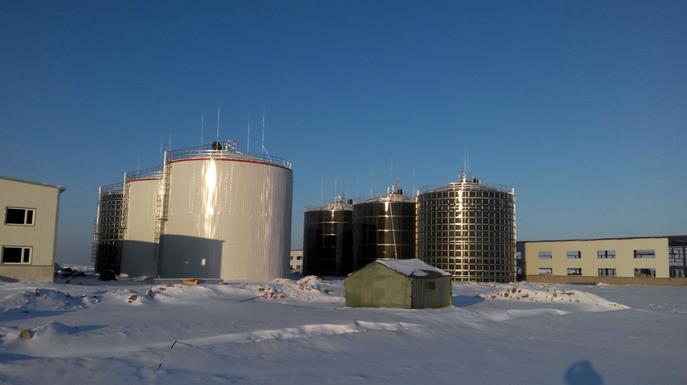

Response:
(216, 106), (221, 140)
(460, 149), (470, 182)
(261, 109), (266, 154)
(261, 108), (271, 158)
(246, 120), (251, 153)
(201, 116), (204, 145)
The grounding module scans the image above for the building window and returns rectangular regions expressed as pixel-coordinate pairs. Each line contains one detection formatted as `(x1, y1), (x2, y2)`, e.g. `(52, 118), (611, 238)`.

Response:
(5, 207), (35, 225)
(597, 250), (616, 259)
(598, 268), (616, 277)
(1, 246), (32, 264)
(567, 268), (582, 276)
(634, 249), (655, 259)
(634, 268), (656, 278)
(538, 251), (552, 259)
(566, 251), (581, 259)
(538, 268), (552, 275)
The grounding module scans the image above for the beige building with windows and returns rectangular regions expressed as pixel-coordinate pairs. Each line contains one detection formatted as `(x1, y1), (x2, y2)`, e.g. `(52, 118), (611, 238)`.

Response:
(1, 176), (65, 282)
(290, 249), (303, 273)
(522, 236), (673, 282)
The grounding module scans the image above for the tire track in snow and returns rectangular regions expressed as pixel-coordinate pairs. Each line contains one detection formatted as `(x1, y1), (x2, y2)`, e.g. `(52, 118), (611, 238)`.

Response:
(15, 321), (419, 358)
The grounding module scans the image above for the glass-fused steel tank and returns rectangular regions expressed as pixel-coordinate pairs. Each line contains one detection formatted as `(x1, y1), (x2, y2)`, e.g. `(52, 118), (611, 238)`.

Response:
(352, 188), (416, 270)
(302, 197), (353, 276)
(159, 141), (293, 281)
(93, 183), (125, 275)
(119, 166), (163, 278)
(416, 172), (516, 282)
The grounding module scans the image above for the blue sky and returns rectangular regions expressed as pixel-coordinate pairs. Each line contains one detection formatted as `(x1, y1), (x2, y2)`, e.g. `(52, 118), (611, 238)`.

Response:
(1, 1), (685, 264)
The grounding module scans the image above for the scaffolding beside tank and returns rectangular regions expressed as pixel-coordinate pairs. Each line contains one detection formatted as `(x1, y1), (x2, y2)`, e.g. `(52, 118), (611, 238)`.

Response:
(119, 166), (163, 278)
(302, 197), (353, 276)
(416, 171), (516, 283)
(158, 141), (293, 281)
(93, 182), (125, 275)
(352, 187), (416, 270)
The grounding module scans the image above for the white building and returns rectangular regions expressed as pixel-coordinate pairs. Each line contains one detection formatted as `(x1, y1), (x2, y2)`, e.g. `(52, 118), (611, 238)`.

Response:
(1, 176), (65, 282)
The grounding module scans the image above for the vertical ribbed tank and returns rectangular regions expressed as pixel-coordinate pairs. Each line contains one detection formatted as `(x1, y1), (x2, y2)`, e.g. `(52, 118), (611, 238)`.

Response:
(416, 174), (516, 282)
(158, 142), (293, 281)
(120, 167), (163, 277)
(352, 189), (416, 270)
(93, 183), (124, 275)
(302, 198), (353, 276)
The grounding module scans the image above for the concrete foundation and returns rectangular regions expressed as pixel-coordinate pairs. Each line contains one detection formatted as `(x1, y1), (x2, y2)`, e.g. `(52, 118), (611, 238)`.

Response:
(526, 275), (687, 286)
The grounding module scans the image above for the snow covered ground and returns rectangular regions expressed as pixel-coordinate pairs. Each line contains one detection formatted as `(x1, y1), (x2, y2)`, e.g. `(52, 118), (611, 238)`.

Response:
(0, 276), (685, 385)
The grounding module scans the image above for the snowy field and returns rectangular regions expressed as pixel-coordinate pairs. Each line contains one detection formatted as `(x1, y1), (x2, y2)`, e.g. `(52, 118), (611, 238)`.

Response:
(1, 274), (685, 385)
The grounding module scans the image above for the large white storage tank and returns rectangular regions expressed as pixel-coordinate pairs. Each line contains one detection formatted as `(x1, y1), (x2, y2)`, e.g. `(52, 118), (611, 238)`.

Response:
(158, 141), (293, 281)
(120, 166), (163, 278)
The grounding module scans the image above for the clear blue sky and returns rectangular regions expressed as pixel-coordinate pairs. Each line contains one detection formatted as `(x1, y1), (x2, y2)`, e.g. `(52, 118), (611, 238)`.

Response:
(1, 1), (685, 264)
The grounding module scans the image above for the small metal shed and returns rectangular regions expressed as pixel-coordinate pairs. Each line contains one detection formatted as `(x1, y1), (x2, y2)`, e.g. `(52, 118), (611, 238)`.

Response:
(344, 259), (452, 309)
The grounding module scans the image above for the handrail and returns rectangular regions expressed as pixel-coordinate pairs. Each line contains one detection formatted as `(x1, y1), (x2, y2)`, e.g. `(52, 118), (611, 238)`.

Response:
(167, 143), (292, 170)
(304, 201), (354, 211)
(100, 182), (124, 194)
(419, 181), (514, 195)
(126, 166), (163, 181)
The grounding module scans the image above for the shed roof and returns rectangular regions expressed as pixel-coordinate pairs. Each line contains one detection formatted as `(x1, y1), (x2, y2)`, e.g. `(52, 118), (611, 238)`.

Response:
(376, 259), (450, 278)
(0, 176), (66, 192)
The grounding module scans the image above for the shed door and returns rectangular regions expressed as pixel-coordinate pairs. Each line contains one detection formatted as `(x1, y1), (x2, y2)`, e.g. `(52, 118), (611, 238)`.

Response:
(412, 278), (441, 308)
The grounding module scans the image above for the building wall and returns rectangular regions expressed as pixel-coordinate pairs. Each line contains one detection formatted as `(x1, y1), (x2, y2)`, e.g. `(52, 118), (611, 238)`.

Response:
(524, 274), (687, 286)
(120, 179), (161, 277)
(410, 276), (452, 308)
(524, 238), (669, 279)
(159, 158), (292, 281)
(0, 178), (62, 282)
(345, 263), (412, 308)
(290, 249), (303, 273)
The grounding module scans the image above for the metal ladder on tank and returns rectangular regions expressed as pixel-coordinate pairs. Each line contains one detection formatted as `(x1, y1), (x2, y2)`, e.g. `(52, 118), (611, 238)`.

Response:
(153, 153), (172, 273)
(120, 173), (129, 239)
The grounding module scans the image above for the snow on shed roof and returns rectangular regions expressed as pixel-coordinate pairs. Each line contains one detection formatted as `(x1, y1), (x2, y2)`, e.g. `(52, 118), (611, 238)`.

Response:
(376, 259), (450, 278)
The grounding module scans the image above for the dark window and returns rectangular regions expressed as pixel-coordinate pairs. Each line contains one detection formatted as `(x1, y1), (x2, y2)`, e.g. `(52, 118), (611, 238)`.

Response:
(566, 251), (581, 259)
(6, 209), (25, 224)
(634, 268), (656, 278)
(538, 251), (552, 259)
(634, 249), (655, 259)
(2, 247), (32, 264)
(597, 250), (616, 259)
(5, 208), (35, 225)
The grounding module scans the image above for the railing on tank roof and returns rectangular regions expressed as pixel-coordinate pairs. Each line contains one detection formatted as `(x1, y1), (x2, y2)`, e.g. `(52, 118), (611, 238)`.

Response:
(100, 182), (124, 194)
(419, 180), (514, 195)
(166, 142), (292, 169)
(125, 166), (163, 181)
(304, 201), (354, 211)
